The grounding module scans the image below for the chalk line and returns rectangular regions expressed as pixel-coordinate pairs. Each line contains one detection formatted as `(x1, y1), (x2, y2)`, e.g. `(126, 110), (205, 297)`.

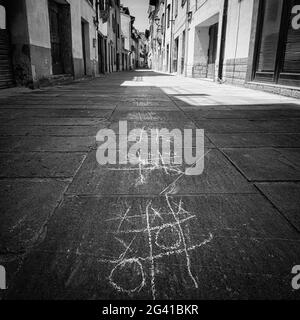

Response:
(165, 194), (198, 288)
(145, 201), (157, 300)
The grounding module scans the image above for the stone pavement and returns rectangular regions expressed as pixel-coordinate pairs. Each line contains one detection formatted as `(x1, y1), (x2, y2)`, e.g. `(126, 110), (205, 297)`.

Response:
(0, 70), (300, 300)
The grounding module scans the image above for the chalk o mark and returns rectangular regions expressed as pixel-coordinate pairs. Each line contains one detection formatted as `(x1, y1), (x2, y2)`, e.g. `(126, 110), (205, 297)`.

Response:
(155, 224), (181, 251)
(109, 259), (145, 294)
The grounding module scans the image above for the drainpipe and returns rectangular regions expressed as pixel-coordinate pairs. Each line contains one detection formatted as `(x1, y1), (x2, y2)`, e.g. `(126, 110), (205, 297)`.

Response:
(218, 0), (228, 80)
(96, 0), (100, 29)
(169, 0), (174, 73)
(184, 0), (190, 77)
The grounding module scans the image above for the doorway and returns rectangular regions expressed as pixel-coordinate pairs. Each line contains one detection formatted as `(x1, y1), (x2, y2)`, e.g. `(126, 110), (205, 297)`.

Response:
(181, 30), (186, 74)
(81, 19), (90, 76)
(48, 0), (73, 76)
(116, 53), (120, 71)
(98, 34), (105, 74)
(173, 37), (179, 73)
(207, 22), (218, 79)
(49, 0), (63, 74)
(166, 44), (169, 72)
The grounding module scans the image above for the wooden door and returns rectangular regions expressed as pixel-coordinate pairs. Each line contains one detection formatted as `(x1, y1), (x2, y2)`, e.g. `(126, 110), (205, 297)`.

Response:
(98, 35), (105, 74)
(81, 21), (87, 75)
(49, 1), (63, 74)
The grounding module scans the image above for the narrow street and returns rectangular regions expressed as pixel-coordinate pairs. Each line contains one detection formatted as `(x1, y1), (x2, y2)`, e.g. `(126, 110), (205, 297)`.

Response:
(1, 70), (300, 300)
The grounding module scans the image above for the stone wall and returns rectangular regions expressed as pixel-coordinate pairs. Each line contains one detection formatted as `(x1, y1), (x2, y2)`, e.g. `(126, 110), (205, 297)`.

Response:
(193, 63), (208, 78)
(224, 57), (248, 85)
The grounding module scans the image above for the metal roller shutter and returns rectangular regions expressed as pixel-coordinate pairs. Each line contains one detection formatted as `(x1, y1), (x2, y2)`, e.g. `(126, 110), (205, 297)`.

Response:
(0, 29), (14, 89)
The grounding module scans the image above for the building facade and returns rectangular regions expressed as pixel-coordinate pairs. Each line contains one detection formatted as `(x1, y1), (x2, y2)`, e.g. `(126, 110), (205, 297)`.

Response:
(148, 0), (300, 98)
(0, 0), (141, 89)
(105, 0), (122, 72)
(138, 32), (149, 68)
(120, 5), (132, 71)
(0, 0), (101, 89)
(131, 26), (140, 69)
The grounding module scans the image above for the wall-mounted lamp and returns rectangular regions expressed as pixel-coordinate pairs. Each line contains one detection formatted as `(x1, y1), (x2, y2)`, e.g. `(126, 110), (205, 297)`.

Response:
(187, 11), (193, 23)
(93, 16), (99, 29)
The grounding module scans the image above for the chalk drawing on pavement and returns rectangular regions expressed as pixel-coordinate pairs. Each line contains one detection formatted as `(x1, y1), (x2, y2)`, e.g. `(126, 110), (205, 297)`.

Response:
(97, 197), (213, 300)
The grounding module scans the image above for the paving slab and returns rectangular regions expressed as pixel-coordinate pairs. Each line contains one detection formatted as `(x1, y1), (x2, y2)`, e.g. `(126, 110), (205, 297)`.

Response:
(256, 182), (300, 231)
(3, 195), (300, 300)
(0, 108), (113, 119)
(67, 149), (254, 195)
(154, 254), (299, 300)
(0, 137), (23, 152)
(58, 94), (171, 100)
(116, 106), (180, 112)
(33, 195), (300, 253)
(0, 125), (107, 137)
(176, 105), (235, 111)
(8, 117), (108, 126)
(109, 121), (197, 132)
(100, 133), (215, 149)
(254, 119), (300, 133)
(195, 119), (262, 133)
(117, 101), (178, 109)
(111, 111), (186, 122)
(0, 109), (25, 119)
(17, 137), (95, 152)
(95, 123), (214, 153)
(195, 119), (300, 133)
(0, 153), (86, 178)
(208, 133), (300, 148)
(0, 104), (117, 109)
(0, 137), (95, 152)
(223, 148), (300, 181)
(185, 109), (300, 120)
(0, 98), (119, 105)
(3, 249), (299, 300)
(0, 179), (68, 253)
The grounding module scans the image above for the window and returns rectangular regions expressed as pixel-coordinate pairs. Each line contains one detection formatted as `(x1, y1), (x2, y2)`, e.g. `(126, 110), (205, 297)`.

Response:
(175, 0), (179, 17)
(181, 30), (186, 74)
(282, 0), (300, 74)
(112, 14), (116, 33)
(173, 37), (179, 72)
(256, 0), (283, 74)
(166, 44), (170, 70)
(161, 13), (165, 33)
(254, 0), (300, 86)
(167, 4), (171, 28)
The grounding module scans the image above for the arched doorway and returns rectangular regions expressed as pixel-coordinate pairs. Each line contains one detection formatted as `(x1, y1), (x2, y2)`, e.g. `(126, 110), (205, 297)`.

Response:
(0, 4), (14, 89)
